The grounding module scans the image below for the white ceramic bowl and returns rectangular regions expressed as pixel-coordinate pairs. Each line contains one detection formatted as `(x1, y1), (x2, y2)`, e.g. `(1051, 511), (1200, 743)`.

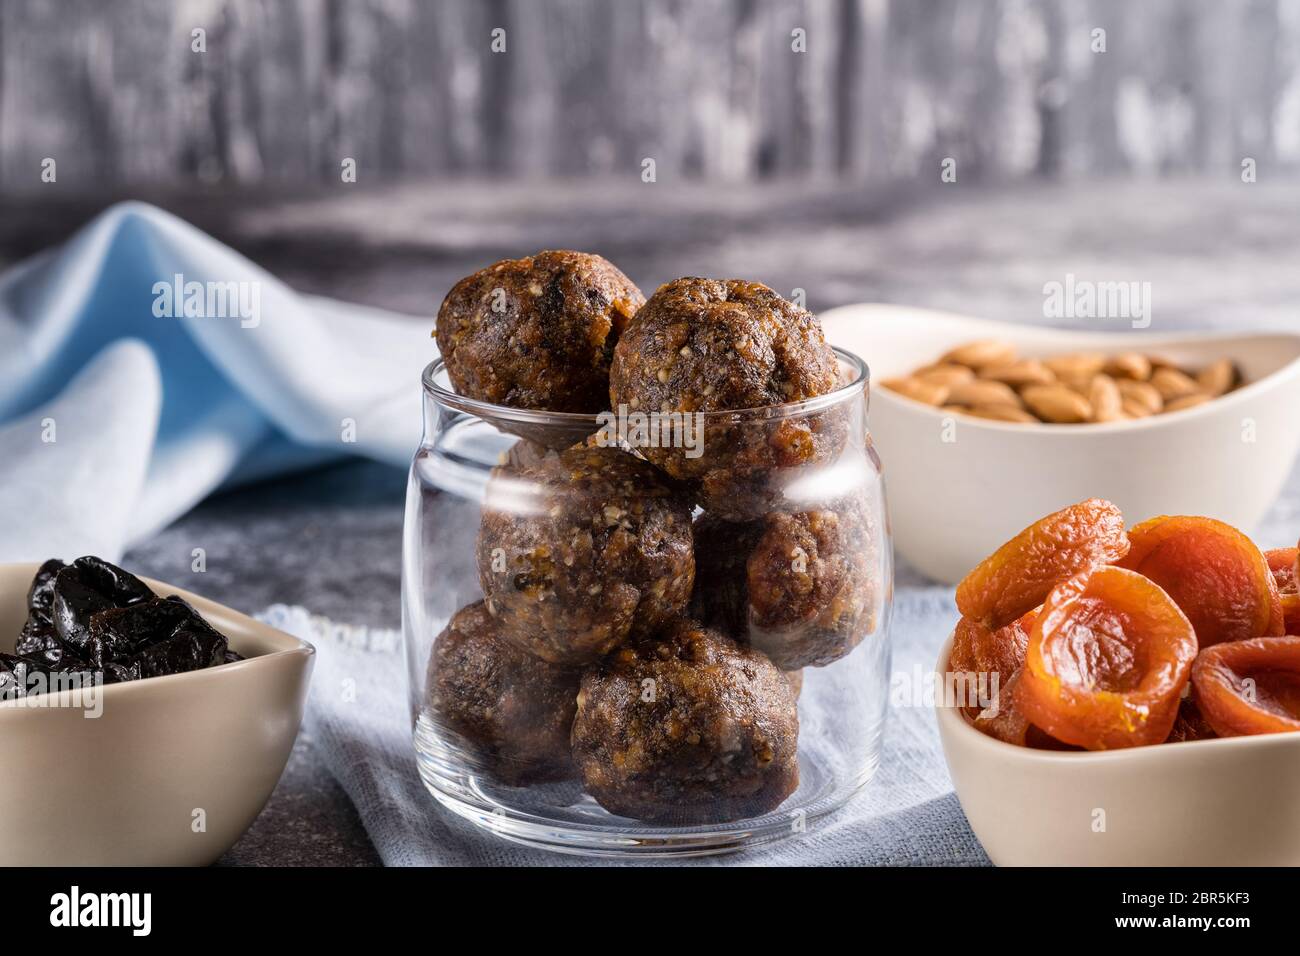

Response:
(0, 564), (314, 865)
(822, 305), (1300, 584)
(934, 635), (1300, 866)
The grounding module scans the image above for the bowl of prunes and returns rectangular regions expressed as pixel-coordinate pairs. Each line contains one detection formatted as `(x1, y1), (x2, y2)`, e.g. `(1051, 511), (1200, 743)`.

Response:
(0, 556), (314, 865)
(404, 252), (893, 856)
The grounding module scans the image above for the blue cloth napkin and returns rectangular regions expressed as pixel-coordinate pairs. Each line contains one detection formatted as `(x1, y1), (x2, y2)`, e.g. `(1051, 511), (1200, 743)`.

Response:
(261, 586), (993, 866)
(0, 202), (429, 562)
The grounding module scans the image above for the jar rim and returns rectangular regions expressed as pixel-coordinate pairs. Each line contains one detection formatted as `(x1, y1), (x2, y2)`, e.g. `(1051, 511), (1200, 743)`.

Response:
(422, 345), (870, 426)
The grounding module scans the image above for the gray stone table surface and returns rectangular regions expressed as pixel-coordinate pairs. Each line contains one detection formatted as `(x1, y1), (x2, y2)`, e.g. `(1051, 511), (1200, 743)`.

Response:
(4, 178), (1298, 865)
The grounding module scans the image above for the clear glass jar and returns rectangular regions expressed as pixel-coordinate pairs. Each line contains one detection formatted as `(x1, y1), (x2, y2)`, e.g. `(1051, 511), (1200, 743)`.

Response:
(402, 347), (892, 856)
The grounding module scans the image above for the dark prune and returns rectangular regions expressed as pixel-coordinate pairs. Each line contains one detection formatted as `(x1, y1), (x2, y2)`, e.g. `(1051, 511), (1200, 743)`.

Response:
(131, 624), (227, 679)
(12, 557), (237, 693)
(15, 620), (87, 671)
(87, 597), (194, 669)
(49, 556), (155, 647)
(25, 559), (66, 623)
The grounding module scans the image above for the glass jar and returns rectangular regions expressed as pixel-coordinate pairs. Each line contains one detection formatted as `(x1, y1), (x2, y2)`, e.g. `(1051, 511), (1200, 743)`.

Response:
(402, 347), (892, 856)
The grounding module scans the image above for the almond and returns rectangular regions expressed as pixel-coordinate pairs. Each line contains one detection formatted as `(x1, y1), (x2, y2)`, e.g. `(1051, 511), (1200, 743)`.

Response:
(1117, 379), (1163, 415)
(1021, 383), (1092, 423)
(947, 379), (1022, 407)
(1164, 392), (1212, 413)
(883, 377), (949, 406)
(1043, 353), (1105, 380)
(940, 339), (1018, 369)
(1197, 358), (1238, 397)
(1088, 374), (1124, 422)
(1121, 398), (1154, 419)
(915, 363), (976, 387)
(1104, 352), (1152, 381)
(978, 359), (1055, 388)
(965, 403), (1039, 423)
(1151, 367), (1200, 402)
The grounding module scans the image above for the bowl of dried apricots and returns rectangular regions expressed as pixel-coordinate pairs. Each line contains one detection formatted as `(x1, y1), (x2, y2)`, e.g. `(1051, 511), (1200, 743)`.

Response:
(820, 304), (1300, 584)
(936, 498), (1300, 866)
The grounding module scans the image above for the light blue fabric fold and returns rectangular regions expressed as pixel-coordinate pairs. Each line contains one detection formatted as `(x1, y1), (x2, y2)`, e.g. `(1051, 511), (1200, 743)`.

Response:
(0, 201), (429, 561)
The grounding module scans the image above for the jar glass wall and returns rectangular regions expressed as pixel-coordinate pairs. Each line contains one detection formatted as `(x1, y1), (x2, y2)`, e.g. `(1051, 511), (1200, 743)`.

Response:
(402, 348), (892, 856)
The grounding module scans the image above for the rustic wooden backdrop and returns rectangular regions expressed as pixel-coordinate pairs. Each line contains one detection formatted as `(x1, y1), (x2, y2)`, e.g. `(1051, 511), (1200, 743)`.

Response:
(1, 0), (1298, 192)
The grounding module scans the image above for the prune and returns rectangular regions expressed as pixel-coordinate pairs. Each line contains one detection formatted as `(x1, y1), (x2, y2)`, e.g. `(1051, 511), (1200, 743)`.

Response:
(49, 556), (154, 647)
(428, 602), (578, 785)
(1015, 566), (1197, 750)
(1118, 515), (1283, 646)
(88, 595), (230, 679)
(476, 444), (694, 666)
(692, 502), (879, 669)
(608, 277), (843, 517)
(435, 250), (645, 413)
(25, 559), (66, 623)
(1265, 547), (1300, 636)
(11, 558), (238, 693)
(956, 498), (1129, 631)
(1192, 636), (1300, 736)
(571, 618), (799, 824)
(14, 620), (86, 671)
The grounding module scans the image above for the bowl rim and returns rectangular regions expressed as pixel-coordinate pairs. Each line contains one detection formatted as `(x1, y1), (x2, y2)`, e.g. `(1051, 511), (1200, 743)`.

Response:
(421, 345), (871, 426)
(827, 305), (1300, 435)
(932, 632), (1300, 763)
(0, 564), (315, 715)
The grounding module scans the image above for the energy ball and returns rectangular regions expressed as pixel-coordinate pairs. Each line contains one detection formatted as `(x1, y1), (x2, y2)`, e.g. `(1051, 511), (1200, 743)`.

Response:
(692, 501), (879, 669)
(427, 602), (579, 785)
(435, 250), (645, 413)
(477, 443), (695, 666)
(572, 618), (800, 824)
(608, 277), (842, 517)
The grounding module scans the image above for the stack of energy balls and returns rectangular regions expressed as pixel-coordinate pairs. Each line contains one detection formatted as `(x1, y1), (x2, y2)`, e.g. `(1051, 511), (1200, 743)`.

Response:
(429, 251), (878, 825)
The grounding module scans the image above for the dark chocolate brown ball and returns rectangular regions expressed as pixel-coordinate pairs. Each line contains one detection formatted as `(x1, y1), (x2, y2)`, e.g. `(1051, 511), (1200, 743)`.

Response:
(427, 602), (579, 786)
(477, 444), (695, 666)
(571, 618), (800, 824)
(435, 250), (644, 413)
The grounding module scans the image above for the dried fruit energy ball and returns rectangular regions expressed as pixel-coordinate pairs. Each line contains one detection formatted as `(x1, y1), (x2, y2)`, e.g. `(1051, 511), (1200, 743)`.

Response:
(427, 602), (579, 785)
(477, 444), (694, 666)
(435, 250), (645, 413)
(571, 619), (800, 824)
(609, 277), (842, 516)
(692, 502), (879, 669)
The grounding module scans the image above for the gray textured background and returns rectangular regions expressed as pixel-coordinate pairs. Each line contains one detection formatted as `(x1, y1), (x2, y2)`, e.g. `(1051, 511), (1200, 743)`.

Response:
(1, 0), (1298, 866)
(2, 0), (1300, 189)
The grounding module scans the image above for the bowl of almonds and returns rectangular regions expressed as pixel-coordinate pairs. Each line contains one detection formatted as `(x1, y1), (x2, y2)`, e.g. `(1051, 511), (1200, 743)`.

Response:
(881, 339), (1239, 425)
(820, 304), (1300, 584)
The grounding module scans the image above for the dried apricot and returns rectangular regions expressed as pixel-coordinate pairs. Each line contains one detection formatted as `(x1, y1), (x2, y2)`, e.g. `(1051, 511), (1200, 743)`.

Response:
(1118, 516), (1283, 646)
(1192, 636), (1300, 736)
(1015, 566), (1197, 749)
(956, 498), (1129, 630)
(968, 668), (1079, 749)
(1265, 547), (1300, 636)
(949, 609), (1036, 682)
(971, 669), (1030, 744)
